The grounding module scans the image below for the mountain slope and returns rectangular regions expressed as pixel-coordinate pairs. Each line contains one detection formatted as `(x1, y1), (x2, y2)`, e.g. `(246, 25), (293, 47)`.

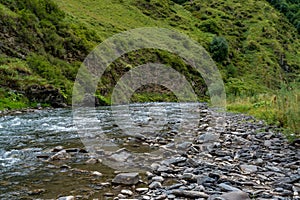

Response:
(54, 0), (300, 94)
(0, 0), (299, 110)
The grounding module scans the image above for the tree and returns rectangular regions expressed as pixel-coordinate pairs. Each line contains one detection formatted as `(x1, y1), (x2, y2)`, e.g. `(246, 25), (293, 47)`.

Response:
(209, 36), (229, 62)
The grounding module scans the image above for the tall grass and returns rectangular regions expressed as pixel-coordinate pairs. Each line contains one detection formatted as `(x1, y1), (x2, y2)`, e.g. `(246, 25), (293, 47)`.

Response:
(227, 82), (300, 140)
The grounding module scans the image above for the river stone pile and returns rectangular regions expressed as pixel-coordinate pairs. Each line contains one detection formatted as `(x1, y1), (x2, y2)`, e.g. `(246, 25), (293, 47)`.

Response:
(110, 109), (299, 200)
(34, 104), (299, 199)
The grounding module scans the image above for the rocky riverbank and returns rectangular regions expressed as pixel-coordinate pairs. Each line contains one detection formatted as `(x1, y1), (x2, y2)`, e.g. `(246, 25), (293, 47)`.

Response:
(30, 105), (300, 200)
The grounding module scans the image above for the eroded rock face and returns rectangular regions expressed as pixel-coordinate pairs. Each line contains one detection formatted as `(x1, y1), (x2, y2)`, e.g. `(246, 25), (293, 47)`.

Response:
(25, 85), (67, 107)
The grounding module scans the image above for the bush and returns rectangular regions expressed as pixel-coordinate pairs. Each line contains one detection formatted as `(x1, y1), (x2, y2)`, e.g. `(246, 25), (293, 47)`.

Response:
(197, 19), (219, 34)
(209, 36), (229, 62)
(171, 0), (189, 4)
(267, 0), (300, 32)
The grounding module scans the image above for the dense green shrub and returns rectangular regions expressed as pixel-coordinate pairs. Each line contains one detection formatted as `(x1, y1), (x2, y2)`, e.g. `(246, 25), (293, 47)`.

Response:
(0, 0), (91, 60)
(209, 36), (229, 62)
(197, 19), (219, 34)
(267, 0), (300, 33)
(171, 0), (189, 4)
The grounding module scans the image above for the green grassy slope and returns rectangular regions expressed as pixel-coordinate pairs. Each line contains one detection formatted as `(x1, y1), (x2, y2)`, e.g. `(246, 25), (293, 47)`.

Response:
(54, 0), (300, 93)
(0, 0), (299, 136)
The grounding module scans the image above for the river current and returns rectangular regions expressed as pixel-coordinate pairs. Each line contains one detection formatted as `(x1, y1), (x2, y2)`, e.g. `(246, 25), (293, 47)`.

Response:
(0, 102), (203, 199)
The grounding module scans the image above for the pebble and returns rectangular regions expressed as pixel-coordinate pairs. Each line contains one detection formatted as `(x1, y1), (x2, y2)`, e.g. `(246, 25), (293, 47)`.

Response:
(91, 171), (102, 176)
(151, 176), (164, 182)
(240, 164), (258, 173)
(85, 158), (101, 164)
(57, 196), (75, 200)
(121, 189), (133, 196)
(49, 150), (71, 160)
(149, 181), (162, 189)
(28, 189), (45, 195)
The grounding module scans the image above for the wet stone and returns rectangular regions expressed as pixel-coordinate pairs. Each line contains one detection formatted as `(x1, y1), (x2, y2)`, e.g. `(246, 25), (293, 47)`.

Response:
(117, 193), (126, 198)
(85, 157), (101, 164)
(112, 173), (140, 185)
(51, 145), (64, 152)
(57, 196), (75, 200)
(92, 171), (102, 176)
(171, 189), (209, 198)
(149, 181), (162, 189)
(161, 157), (186, 166)
(142, 195), (151, 200)
(157, 165), (172, 173)
(136, 188), (148, 193)
(197, 132), (219, 143)
(104, 193), (114, 198)
(218, 183), (241, 192)
(151, 176), (164, 182)
(240, 164), (258, 173)
(49, 150), (71, 161)
(121, 189), (133, 196)
(110, 148), (131, 162)
(28, 189), (45, 195)
(155, 194), (167, 199)
(220, 191), (251, 200)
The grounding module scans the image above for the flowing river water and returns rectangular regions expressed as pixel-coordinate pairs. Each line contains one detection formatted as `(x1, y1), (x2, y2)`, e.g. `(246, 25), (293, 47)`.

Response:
(0, 102), (205, 199)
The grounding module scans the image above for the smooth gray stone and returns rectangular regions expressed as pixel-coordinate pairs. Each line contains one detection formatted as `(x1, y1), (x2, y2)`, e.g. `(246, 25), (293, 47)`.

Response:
(221, 191), (251, 200)
(112, 172), (139, 185)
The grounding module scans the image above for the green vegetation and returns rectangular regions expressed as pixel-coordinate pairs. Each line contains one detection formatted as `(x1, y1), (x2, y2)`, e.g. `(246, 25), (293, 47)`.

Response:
(209, 36), (229, 62)
(0, 0), (299, 137)
(227, 82), (300, 139)
(266, 0), (300, 33)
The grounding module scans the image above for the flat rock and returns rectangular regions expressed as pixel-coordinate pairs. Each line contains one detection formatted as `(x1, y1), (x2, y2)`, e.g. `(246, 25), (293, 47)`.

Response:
(161, 157), (186, 166)
(51, 146), (64, 152)
(152, 176), (164, 182)
(240, 164), (258, 173)
(149, 181), (162, 189)
(49, 150), (71, 161)
(57, 196), (75, 200)
(136, 188), (149, 193)
(110, 148), (131, 162)
(121, 189), (133, 196)
(92, 171), (102, 176)
(221, 191), (251, 200)
(197, 132), (219, 143)
(112, 172), (139, 185)
(219, 183), (241, 192)
(28, 189), (45, 195)
(171, 189), (209, 198)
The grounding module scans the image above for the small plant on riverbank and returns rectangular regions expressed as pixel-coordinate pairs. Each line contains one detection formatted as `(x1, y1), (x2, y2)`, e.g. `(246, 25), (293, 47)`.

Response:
(227, 82), (300, 139)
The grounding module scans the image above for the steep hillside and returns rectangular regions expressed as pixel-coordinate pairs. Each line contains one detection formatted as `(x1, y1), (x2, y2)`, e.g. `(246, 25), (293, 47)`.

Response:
(0, 0), (299, 122)
(0, 0), (100, 108)
(52, 0), (300, 96)
(266, 0), (300, 33)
